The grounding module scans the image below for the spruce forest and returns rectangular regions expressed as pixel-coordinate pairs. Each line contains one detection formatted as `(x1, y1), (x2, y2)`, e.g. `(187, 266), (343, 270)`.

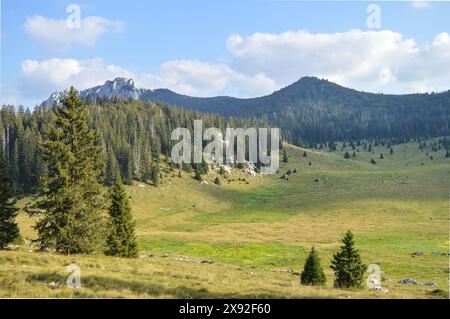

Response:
(0, 96), (266, 194)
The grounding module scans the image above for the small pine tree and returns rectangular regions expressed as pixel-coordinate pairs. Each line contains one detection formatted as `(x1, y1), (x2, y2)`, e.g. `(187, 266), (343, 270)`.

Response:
(201, 161), (209, 174)
(151, 164), (159, 185)
(283, 150), (288, 163)
(390, 148), (394, 155)
(0, 157), (19, 249)
(330, 231), (366, 289)
(219, 166), (226, 175)
(308, 161), (312, 166)
(380, 153), (384, 159)
(300, 247), (326, 286)
(105, 175), (138, 258)
(370, 158), (376, 164)
(344, 152), (350, 159)
(194, 170), (203, 181)
(303, 151), (308, 158)
(214, 177), (221, 185)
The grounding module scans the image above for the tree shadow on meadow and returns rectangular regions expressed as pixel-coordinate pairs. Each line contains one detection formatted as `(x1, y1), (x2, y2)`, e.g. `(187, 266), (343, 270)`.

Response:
(25, 272), (329, 299)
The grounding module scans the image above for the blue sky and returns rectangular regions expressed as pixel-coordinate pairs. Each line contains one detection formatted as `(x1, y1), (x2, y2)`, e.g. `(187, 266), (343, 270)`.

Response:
(1, 0), (450, 107)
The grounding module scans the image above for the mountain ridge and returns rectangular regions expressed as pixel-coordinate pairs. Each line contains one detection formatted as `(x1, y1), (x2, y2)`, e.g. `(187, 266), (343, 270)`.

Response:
(42, 76), (450, 109)
(41, 76), (450, 144)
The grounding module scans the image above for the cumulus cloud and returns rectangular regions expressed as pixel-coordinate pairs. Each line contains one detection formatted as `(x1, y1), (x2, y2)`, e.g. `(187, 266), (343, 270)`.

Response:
(141, 60), (235, 96)
(226, 30), (450, 94)
(19, 58), (133, 99)
(140, 60), (277, 97)
(24, 15), (123, 49)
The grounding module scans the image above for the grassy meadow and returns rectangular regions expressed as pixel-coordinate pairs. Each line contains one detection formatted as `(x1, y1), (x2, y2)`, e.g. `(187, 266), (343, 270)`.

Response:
(1, 139), (449, 298)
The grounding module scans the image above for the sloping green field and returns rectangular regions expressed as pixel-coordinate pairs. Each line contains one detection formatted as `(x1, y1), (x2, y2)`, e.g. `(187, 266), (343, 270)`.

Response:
(1, 140), (449, 298)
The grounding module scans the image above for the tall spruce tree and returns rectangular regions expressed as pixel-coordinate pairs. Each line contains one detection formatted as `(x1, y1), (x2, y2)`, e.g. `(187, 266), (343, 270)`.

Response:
(105, 175), (138, 258)
(105, 147), (121, 185)
(300, 246), (326, 286)
(330, 231), (366, 288)
(33, 87), (106, 254)
(0, 157), (19, 249)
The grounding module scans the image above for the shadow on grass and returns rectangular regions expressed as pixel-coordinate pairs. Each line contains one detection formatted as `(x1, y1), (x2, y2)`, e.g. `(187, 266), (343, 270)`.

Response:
(26, 272), (328, 299)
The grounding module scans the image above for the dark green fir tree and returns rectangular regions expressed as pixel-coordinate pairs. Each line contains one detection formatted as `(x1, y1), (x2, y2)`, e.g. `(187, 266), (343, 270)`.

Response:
(300, 247), (326, 286)
(330, 231), (366, 288)
(0, 157), (19, 249)
(105, 175), (138, 258)
(283, 149), (288, 163)
(33, 87), (106, 254)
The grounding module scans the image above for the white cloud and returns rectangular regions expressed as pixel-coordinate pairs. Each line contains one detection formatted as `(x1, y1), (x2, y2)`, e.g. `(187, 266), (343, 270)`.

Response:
(19, 58), (133, 99)
(225, 30), (450, 94)
(141, 60), (235, 96)
(24, 15), (123, 49)
(412, 1), (431, 9)
(140, 60), (277, 97)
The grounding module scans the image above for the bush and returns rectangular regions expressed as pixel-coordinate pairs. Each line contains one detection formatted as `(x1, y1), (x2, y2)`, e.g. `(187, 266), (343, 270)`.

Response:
(300, 247), (326, 286)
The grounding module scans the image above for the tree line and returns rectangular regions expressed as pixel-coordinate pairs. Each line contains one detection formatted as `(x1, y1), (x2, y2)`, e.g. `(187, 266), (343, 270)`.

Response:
(1, 96), (267, 194)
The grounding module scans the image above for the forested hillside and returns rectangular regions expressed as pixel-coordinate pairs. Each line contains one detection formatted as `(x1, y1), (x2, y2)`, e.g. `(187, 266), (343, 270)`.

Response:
(0, 99), (265, 194)
(43, 77), (450, 146)
(141, 77), (450, 145)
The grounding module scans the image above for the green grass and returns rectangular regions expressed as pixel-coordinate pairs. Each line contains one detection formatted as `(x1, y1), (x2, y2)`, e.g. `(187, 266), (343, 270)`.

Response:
(3, 138), (449, 298)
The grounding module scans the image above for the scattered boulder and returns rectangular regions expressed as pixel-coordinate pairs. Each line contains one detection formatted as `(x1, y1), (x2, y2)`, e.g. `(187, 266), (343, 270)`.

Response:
(245, 162), (257, 176)
(175, 255), (213, 264)
(411, 251), (423, 257)
(47, 282), (57, 289)
(398, 278), (420, 285)
(371, 286), (389, 293)
(431, 251), (450, 256)
(424, 281), (437, 286)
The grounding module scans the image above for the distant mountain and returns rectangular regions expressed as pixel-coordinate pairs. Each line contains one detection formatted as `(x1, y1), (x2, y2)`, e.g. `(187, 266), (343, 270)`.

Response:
(42, 77), (450, 144)
(42, 78), (145, 108)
